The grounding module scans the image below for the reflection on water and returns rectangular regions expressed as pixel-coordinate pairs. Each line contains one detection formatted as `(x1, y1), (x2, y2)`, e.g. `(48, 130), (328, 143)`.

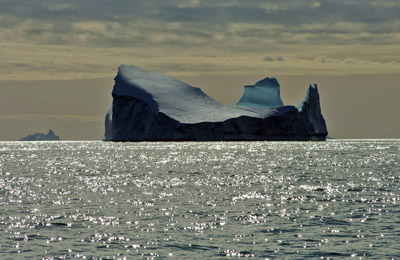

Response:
(0, 140), (399, 259)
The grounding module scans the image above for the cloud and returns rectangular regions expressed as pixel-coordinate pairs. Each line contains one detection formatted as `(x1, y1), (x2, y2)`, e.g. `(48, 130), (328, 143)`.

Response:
(1, 1), (399, 46)
(0, 0), (399, 79)
(0, 114), (103, 122)
(263, 57), (275, 62)
(260, 1), (321, 13)
(263, 56), (284, 62)
(370, 0), (400, 8)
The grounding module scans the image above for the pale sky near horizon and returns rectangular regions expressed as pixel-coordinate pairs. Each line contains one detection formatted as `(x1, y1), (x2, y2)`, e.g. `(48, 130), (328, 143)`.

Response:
(1, 0), (399, 140)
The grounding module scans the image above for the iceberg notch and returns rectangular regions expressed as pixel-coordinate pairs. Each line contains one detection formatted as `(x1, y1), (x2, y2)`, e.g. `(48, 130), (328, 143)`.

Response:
(104, 65), (328, 141)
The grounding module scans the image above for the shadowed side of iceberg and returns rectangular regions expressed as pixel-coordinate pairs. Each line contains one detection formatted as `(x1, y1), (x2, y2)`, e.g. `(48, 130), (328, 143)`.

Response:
(298, 84), (328, 136)
(105, 101), (325, 141)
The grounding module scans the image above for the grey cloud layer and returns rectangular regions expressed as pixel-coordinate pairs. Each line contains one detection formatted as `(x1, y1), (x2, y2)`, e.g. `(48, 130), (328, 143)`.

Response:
(1, 0), (399, 48)
(1, 0), (399, 79)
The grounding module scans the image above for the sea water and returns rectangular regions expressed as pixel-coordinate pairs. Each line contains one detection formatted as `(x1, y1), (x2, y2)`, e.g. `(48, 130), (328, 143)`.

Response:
(0, 140), (399, 259)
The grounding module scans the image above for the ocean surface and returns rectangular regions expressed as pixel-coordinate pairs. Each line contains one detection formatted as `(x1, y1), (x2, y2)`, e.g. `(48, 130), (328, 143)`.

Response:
(1, 140), (399, 259)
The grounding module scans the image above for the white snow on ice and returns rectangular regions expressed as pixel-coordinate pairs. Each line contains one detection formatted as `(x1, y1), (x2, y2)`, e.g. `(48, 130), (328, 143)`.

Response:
(113, 65), (289, 124)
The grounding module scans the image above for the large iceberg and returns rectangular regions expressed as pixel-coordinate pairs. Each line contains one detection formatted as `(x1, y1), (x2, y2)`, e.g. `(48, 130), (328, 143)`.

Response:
(104, 65), (328, 141)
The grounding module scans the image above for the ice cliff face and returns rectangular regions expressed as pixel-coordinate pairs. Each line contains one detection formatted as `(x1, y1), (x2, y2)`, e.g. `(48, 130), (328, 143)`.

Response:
(104, 65), (328, 141)
(298, 84), (328, 135)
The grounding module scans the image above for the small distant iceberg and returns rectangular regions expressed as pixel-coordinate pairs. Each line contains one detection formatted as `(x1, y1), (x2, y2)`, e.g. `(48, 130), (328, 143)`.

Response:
(19, 129), (61, 141)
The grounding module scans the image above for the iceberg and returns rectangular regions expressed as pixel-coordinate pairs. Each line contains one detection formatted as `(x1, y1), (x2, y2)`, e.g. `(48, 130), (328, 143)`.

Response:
(236, 77), (283, 108)
(19, 129), (61, 141)
(104, 65), (328, 141)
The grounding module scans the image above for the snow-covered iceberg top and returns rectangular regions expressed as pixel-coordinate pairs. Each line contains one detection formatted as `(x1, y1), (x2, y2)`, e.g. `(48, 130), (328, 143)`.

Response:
(113, 65), (286, 124)
(105, 65), (328, 141)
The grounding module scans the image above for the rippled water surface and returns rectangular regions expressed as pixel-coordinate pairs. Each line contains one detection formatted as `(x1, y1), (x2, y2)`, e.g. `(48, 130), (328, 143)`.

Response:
(1, 140), (400, 259)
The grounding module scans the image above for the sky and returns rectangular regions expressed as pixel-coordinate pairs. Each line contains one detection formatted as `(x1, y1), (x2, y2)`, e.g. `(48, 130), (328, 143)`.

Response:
(1, 0), (399, 140)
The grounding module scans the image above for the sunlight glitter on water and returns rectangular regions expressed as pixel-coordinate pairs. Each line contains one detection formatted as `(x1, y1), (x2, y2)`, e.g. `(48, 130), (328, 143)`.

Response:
(0, 140), (399, 259)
